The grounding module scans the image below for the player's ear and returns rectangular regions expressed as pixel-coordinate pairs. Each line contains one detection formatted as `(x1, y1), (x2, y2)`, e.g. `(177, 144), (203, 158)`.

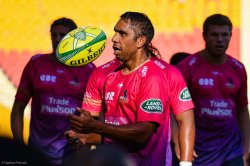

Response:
(137, 36), (147, 48)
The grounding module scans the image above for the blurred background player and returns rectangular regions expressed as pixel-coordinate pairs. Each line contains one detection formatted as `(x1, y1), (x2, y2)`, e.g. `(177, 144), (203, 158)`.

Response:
(177, 14), (250, 166)
(11, 17), (96, 165)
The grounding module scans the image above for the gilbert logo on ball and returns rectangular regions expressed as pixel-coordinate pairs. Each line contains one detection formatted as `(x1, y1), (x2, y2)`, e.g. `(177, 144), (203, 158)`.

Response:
(56, 26), (107, 66)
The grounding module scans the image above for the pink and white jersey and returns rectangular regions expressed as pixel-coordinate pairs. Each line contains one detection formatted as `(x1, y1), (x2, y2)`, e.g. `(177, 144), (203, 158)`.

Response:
(177, 52), (248, 166)
(82, 59), (121, 113)
(15, 54), (95, 164)
(102, 60), (169, 166)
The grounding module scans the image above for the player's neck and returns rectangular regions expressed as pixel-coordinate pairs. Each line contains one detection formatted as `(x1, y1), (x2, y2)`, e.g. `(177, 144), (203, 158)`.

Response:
(122, 53), (148, 73)
(49, 53), (62, 64)
(201, 50), (227, 65)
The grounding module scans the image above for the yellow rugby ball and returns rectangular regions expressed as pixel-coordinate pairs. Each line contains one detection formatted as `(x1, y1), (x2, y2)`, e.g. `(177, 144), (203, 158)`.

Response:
(56, 26), (107, 66)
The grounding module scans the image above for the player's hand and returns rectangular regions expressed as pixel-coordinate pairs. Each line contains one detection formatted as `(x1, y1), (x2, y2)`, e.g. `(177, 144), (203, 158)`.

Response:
(64, 130), (87, 150)
(174, 144), (198, 161)
(243, 151), (249, 166)
(174, 142), (180, 160)
(69, 107), (97, 134)
(193, 150), (198, 159)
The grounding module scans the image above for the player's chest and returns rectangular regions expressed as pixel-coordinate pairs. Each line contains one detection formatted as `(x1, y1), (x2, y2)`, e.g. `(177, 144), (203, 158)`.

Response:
(190, 67), (241, 95)
(32, 67), (89, 92)
(104, 73), (141, 104)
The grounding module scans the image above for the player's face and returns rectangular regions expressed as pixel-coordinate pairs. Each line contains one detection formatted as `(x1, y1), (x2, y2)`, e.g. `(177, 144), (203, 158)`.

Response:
(111, 19), (138, 62)
(203, 25), (231, 56)
(51, 25), (71, 54)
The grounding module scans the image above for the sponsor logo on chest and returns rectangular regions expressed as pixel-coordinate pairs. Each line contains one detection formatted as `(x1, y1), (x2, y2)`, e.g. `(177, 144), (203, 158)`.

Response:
(105, 92), (115, 101)
(119, 90), (128, 103)
(40, 74), (57, 83)
(201, 100), (232, 118)
(41, 97), (76, 115)
(69, 77), (80, 86)
(225, 78), (235, 89)
(198, 78), (214, 86)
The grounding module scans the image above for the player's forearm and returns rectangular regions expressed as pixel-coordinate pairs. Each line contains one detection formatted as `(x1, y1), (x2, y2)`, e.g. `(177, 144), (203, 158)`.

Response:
(11, 110), (25, 143)
(171, 112), (179, 145)
(94, 121), (156, 148)
(178, 124), (195, 161)
(176, 110), (195, 162)
(11, 100), (26, 144)
(85, 133), (102, 144)
(70, 109), (156, 148)
(237, 108), (250, 154)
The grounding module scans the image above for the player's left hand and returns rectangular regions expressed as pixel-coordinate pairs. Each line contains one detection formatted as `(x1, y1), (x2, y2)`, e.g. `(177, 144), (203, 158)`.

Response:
(69, 107), (97, 134)
(243, 151), (249, 166)
(64, 130), (87, 150)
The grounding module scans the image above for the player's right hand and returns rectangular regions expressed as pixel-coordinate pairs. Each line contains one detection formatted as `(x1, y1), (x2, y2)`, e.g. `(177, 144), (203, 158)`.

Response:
(70, 107), (97, 134)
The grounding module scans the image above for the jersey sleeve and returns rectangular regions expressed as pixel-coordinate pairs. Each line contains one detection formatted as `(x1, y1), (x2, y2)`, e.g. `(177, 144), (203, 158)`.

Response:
(82, 68), (103, 114)
(136, 73), (167, 125)
(15, 57), (35, 103)
(236, 64), (248, 108)
(176, 59), (192, 85)
(168, 66), (194, 115)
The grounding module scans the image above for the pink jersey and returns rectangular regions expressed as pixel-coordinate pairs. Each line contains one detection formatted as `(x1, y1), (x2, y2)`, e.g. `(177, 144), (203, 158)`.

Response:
(103, 60), (169, 166)
(177, 52), (248, 166)
(83, 57), (193, 165)
(151, 57), (194, 115)
(82, 59), (121, 113)
(84, 59), (170, 166)
(15, 54), (95, 164)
